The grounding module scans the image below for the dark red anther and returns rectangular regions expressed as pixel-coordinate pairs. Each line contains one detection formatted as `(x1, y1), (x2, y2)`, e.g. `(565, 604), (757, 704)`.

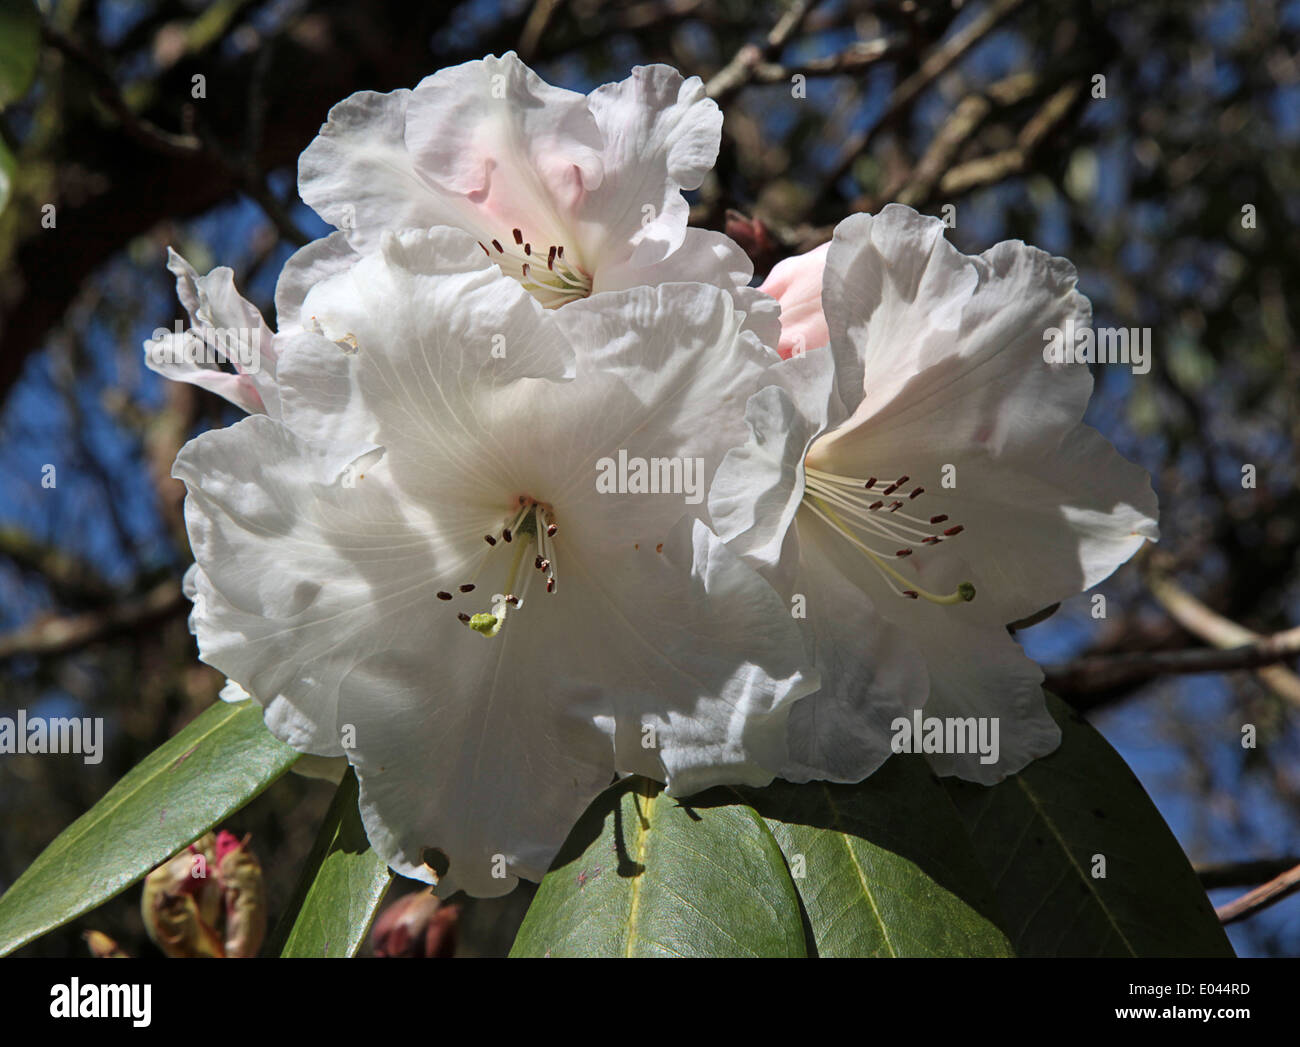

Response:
(513, 228), (523, 244)
(491, 239), (504, 253)
(503, 529), (513, 543)
(546, 578), (555, 593)
(888, 501), (904, 512)
(459, 584), (475, 593)
(548, 246), (557, 269)
(902, 590), (919, 599)
(922, 536), (940, 545)
(869, 501), (884, 511)
(943, 525), (965, 536)
(895, 549), (913, 558)
(437, 591), (453, 601)
(546, 524), (558, 537)
(929, 515), (948, 525)
(909, 487), (924, 499)
(864, 477), (877, 489)
(882, 483), (899, 495)
(457, 612), (471, 622)
(484, 535), (497, 546)
(895, 475), (910, 486)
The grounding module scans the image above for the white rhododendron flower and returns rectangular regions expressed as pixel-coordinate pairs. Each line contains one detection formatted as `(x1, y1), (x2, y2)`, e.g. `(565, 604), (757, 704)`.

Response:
(712, 204), (1159, 784)
(298, 52), (764, 312)
(171, 226), (816, 896)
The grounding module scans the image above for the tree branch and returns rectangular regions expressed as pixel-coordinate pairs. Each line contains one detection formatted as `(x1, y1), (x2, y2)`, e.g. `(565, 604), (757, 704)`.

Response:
(1215, 861), (1300, 925)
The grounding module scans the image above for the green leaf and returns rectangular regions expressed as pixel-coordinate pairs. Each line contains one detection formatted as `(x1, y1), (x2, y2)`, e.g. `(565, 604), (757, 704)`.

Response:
(0, 700), (297, 956)
(269, 767), (393, 957)
(0, 0), (39, 108)
(943, 692), (1234, 957)
(727, 756), (1014, 957)
(511, 777), (807, 957)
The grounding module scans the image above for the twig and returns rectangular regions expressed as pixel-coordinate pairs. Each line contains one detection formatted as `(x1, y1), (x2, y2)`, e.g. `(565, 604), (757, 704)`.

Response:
(1042, 624), (1300, 694)
(0, 580), (186, 662)
(707, 0), (814, 101)
(1215, 861), (1300, 924)
(1196, 856), (1300, 890)
(822, 0), (1028, 191)
(1145, 559), (1300, 706)
(519, 0), (564, 61)
(746, 38), (898, 85)
(41, 24), (202, 158)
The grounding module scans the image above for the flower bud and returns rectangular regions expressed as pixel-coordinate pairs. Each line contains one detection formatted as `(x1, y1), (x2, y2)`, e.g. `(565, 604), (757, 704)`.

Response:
(141, 829), (265, 957)
(142, 832), (224, 958)
(83, 930), (129, 958)
(371, 889), (458, 958)
(215, 831), (266, 958)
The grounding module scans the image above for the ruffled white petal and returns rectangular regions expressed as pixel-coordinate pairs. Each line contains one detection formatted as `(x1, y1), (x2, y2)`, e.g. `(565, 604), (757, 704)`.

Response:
(144, 249), (277, 416)
(709, 348), (840, 580)
(581, 64), (721, 269)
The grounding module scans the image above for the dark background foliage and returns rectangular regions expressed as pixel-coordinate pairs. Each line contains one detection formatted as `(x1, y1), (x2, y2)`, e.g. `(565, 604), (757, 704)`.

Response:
(1, 0), (1296, 956)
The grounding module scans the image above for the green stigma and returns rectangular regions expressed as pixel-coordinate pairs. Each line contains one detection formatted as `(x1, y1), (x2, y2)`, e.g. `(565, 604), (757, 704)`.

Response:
(469, 612), (501, 637)
(958, 581), (976, 602)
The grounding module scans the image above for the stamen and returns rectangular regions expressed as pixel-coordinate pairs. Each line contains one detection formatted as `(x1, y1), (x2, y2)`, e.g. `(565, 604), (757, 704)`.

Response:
(448, 496), (561, 635)
(480, 225), (592, 308)
(802, 467), (974, 606)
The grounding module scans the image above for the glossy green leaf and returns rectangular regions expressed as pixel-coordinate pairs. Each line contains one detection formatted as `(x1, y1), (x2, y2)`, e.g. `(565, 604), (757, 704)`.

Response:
(270, 767), (393, 957)
(0, 700), (298, 956)
(511, 777), (807, 957)
(0, 0), (39, 108)
(943, 692), (1234, 957)
(727, 756), (1014, 957)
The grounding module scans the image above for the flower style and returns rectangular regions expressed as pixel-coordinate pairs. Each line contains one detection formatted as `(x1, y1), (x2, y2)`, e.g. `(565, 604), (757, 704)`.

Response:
(712, 204), (1159, 784)
(172, 226), (816, 896)
(298, 52), (763, 310)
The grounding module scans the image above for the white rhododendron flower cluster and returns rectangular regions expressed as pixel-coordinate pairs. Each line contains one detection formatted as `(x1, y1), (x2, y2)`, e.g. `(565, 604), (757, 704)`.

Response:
(144, 53), (1158, 897)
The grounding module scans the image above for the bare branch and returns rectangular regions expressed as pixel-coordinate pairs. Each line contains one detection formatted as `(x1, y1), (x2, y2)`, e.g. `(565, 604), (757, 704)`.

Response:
(1042, 623), (1300, 693)
(41, 25), (202, 158)
(1215, 861), (1300, 925)
(0, 581), (186, 662)
(707, 0), (813, 101)
(1146, 559), (1300, 706)
(1196, 857), (1300, 891)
